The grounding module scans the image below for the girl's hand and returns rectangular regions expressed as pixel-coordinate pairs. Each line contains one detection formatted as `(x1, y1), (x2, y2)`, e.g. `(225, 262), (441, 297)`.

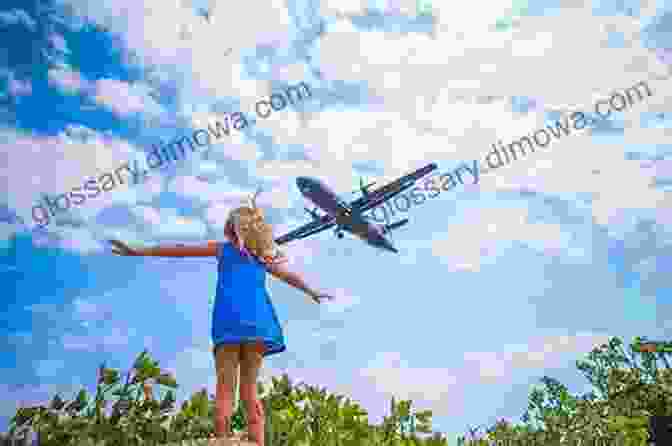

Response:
(311, 293), (334, 304)
(108, 240), (138, 256)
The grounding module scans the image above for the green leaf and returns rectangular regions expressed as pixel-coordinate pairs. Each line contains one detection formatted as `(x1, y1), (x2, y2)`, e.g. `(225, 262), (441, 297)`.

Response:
(50, 394), (66, 411)
(133, 349), (154, 373)
(150, 365), (162, 378)
(160, 390), (176, 411)
(11, 407), (38, 427)
(111, 388), (130, 397)
(156, 373), (178, 388)
(101, 367), (120, 386)
(191, 389), (209, 417)
(76, 389), (88, 405)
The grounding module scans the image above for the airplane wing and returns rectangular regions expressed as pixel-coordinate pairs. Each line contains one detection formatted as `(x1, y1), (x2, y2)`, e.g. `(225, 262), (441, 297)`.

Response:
(350, 162), (438, 213)
(275, 215), (337, 245)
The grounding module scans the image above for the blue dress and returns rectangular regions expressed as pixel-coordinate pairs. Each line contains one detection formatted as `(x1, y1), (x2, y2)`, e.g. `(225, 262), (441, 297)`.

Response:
(211, 242), (286, 357)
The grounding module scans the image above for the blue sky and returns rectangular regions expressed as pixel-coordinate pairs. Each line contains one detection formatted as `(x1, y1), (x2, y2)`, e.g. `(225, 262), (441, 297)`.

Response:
(1, 0), (671, 440)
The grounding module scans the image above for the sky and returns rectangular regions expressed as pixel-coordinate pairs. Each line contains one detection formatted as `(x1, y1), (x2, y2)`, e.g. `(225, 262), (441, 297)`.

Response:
(1, 0), (671, 440)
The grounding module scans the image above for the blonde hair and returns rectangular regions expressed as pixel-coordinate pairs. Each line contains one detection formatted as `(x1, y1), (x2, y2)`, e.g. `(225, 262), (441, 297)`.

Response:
(225, 189), (286, 265)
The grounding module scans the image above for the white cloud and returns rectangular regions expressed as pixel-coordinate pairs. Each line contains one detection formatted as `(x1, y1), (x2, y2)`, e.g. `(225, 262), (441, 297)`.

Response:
(255, 160), (320, 183)
(475, 126), (667, 230)
(49, 33), (70, 54)
(1, 125), (160, 230)
(0, 222), (18, 241)
(269, 63), (310, 83)
(61, 0), (290, 102)
(55, 226), (105, 254)
(130, 205), (162, 226)
(321, 289), (361, 314)
(431, 0), (527, 34)
(157, 215), (208, 240)
(99, 225), (152, 248)
(102, 326), (136, 347)
(129, 205), (208, 240)
(49, 67), (165, 118)
(317, 8), (664, 110)
(72, 298), (112, 321)
(61, 333), (94, 351)
(47, 66), (90, 94)
(259, 36), (666, 235)
(93, 78), (165, 117)
(388, 0), (433, 16)
(320, 0), (368, 17)
(8, 76), (32, 96)
(166, 175), (228, 205)
(430, 206), (576, 272)
(61, 325), (137, 351)
(309, 9), (671, 230)
(254, 108), (451, 191)
(255, 184), (292, 210)
(360, 351), (461, 411)
(462, 332), (611, 383)
(204, 202), (236, 231)
(188, 111), (262, 163)
(358, 333), (611, 418)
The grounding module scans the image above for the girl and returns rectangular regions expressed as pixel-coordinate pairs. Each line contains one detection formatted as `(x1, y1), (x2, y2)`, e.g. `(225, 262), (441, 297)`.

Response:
(109, 192), (333, 445)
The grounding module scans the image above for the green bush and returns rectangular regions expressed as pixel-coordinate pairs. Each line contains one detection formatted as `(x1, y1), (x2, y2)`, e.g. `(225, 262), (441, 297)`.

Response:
(10, 335), (668, 445)
(8, 351), (447, 446)
(462, 336), (672, 446)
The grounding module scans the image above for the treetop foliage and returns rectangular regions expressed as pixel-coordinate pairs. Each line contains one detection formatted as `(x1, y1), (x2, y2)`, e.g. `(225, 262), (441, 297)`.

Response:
(5, 336), (671, 445)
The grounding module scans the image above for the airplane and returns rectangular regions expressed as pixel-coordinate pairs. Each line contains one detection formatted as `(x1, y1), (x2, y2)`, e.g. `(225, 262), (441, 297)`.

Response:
(274, 162), (438, 253)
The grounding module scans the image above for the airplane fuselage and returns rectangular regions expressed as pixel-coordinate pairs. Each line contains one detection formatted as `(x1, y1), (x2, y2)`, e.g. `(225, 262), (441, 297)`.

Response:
(296, 176), (397, 253)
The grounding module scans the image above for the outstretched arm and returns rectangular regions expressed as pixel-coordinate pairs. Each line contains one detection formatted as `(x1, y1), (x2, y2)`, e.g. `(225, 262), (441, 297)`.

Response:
(109, 240), (219, 257)
(264, 261), (333, 303)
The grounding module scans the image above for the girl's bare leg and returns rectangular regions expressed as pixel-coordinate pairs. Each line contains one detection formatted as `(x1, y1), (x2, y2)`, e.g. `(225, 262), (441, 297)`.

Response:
(214, 344), (240, 437)
(240, 342), (265, 446)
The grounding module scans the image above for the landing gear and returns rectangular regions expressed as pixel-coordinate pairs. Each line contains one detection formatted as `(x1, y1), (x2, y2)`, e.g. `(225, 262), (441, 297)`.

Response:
(337, 232), (344, 239)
